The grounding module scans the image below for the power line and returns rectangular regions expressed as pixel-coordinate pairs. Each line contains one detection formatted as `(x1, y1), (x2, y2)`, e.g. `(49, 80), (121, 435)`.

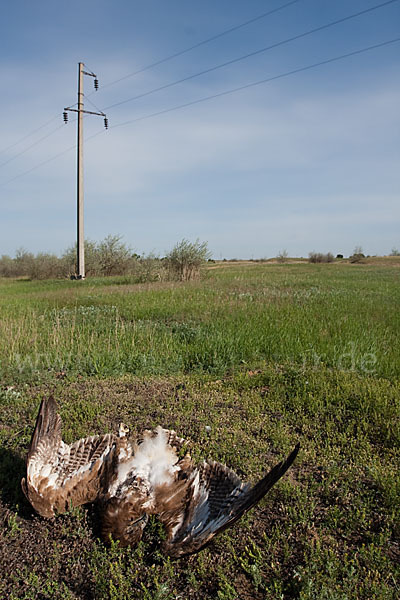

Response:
(109, 37), (400, 129)
(105, 0), (400, 111)
(84, 93), (106, 114)
(0, 116), (84, 186)
(1, 143), (77, 187)
(1, 99), (102, 176)
(7, 0), (393, 166)
(0, 123), (67, 170)
(2, 36), (399, 187)
(93, 0), (303, 93)
(0, 114), (60, 157)
(2, 0), (396, 174)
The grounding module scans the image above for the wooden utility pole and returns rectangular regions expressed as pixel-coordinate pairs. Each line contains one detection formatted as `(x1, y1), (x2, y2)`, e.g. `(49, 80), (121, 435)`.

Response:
(77, 62), (84, 278)
(63, 63), (108, 279)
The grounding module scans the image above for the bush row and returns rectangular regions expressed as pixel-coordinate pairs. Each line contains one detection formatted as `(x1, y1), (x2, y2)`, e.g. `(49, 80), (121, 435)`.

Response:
(0, 236), (210, 281)
(308, 252), (335, 263)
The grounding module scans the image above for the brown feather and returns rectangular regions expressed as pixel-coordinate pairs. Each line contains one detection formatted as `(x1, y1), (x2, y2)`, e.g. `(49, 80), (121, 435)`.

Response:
(26, 396), (61, 461)
(22, 399), (300, 559)
(100, 495), (148, 547)
(22, 397), (118, 518)
(161, 443), (300, 557)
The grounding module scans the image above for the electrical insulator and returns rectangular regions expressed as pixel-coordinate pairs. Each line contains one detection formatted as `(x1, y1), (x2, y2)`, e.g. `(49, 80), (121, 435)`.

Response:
(104, 118), (109, 129)
(94, 79), (99, 90)
(63, 111), (68, 123)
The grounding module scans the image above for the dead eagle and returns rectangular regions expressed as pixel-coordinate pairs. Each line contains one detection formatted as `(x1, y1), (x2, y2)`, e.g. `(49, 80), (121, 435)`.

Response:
(22, 396), (299, 557)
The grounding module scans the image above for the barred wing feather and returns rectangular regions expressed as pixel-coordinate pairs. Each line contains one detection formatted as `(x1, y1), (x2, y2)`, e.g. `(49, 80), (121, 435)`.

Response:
(21, 397), (117, 518)
(162, 444), (300, 557)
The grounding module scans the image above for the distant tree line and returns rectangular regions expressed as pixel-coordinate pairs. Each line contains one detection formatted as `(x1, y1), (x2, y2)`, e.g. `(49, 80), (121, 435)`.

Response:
(308, 247), (366, 263)
(0, 236), (210, 281)
(275, 246), (399, 264)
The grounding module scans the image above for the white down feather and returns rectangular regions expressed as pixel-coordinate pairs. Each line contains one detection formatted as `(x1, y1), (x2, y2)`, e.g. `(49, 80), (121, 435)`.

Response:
(115, 427), (180, 492)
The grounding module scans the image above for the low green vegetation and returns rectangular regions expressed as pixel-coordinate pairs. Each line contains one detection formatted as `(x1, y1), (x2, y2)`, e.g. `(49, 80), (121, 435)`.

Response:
(0, 260), (399, 599)
(0, 261), (399, 382)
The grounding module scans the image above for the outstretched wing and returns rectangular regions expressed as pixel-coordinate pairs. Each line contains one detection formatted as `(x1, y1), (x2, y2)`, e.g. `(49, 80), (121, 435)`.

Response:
(161, 444), (300, 557)
(21, 397), (117, 517)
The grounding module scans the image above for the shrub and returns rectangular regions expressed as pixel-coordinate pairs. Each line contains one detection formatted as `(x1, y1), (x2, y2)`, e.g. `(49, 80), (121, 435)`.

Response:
(165, 239), (211, 281)
(276, 249), (288, 263)
(28, 252), (66, 279)
(63, 236), (135, 277)
(0, 255), (17, 277)
(349, 246), (366, 264)
(390, 248), (400, 256)
(308, 252), (335, 263)
(62, 240), (101, 277)
(97, 235), (133, 276)
(14, 248), (35, 276)
(131, 253), (169, 283)
(0, 249), (65, 279)
(0, 236), (212, 281)
(349, 254), (366, 264)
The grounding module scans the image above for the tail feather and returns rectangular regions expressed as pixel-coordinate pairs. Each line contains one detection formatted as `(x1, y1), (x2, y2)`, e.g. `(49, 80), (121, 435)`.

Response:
(164, 443), (300, 557)
(215, 442), (300, 534)
(27, 396), (61, 460)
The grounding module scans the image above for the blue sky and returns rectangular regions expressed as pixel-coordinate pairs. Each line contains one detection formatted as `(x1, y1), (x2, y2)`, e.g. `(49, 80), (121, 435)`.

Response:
(1, 0), (399, 258)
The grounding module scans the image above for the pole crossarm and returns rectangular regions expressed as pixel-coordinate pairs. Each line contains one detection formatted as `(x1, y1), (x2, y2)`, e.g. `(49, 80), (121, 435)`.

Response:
(64, 107), (106, 117)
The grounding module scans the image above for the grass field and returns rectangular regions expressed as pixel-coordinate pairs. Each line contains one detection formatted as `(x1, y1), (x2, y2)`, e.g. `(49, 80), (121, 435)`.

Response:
(0, 261), (399, 599)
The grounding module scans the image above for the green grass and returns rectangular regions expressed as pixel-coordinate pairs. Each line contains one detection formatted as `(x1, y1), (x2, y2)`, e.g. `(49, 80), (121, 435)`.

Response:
(1, 262), (399, 382)
(0, 261), (399, 599)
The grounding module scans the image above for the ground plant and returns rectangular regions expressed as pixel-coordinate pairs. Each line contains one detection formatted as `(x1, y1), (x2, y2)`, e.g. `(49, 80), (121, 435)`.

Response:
(0, 259), (399, 599)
